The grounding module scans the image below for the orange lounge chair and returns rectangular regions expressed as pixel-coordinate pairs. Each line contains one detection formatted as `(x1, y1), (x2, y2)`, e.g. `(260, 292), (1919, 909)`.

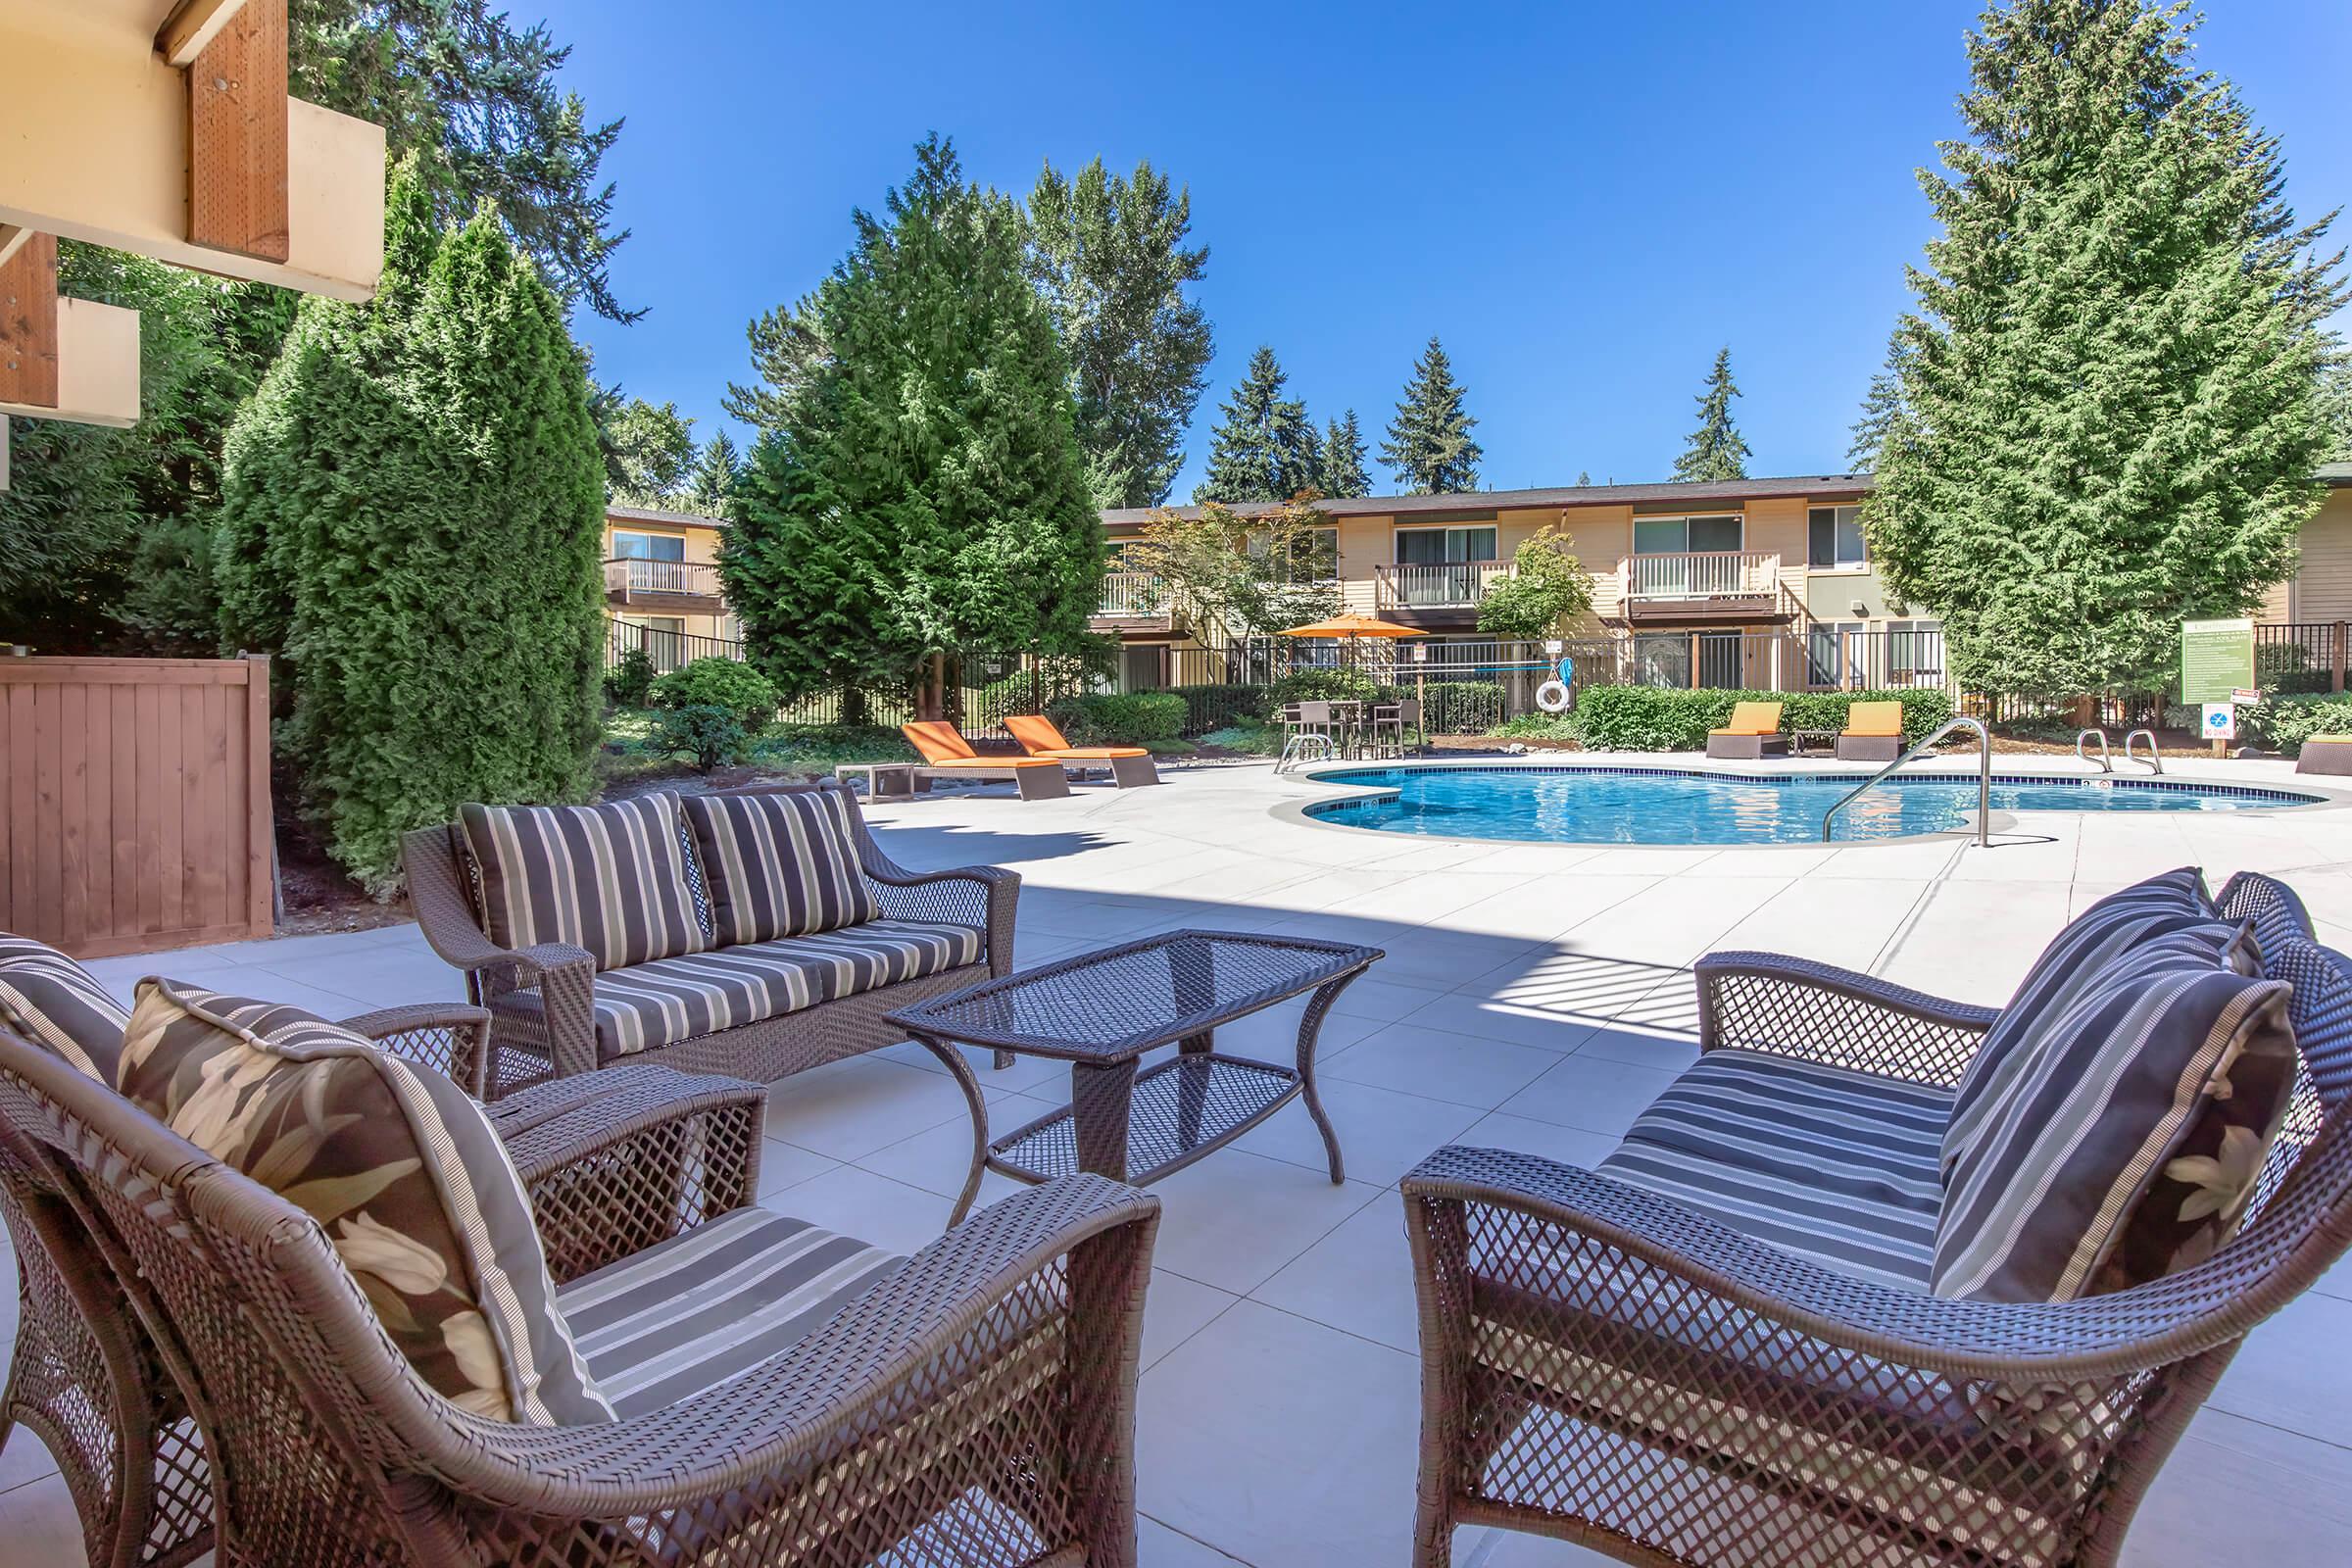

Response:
(1004, 714), (1161, 788)
(901, 721), (1072, 800)
(1704, 700), (1788, 760)
(1836, 700), (1906, 762)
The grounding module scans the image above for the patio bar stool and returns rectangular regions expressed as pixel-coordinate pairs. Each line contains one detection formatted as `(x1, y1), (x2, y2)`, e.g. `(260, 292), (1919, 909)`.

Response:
(1371, 697), (1422, 758)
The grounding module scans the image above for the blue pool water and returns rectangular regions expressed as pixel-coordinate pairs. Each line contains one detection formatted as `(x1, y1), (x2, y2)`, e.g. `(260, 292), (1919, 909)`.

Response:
(1302, 764), (2325, 845)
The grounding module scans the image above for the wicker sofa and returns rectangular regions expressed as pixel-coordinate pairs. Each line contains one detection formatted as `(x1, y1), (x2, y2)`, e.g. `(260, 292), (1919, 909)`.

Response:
(1403, 870), (2352, 1568)
(404, 780), (1017, 1097)
(0, 933), (765, 1568)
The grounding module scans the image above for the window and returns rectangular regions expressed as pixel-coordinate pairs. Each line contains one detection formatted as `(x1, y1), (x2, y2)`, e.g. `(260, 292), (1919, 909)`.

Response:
(1805, 620), (1866, 688)
(1886, 618), (1943, 681)
(1394, 526), (1497, 607)
(623, 615), (688, 672)
(1807, 506), (1867, 569)
(1269, 526), (1338, 583)
(1633, 514), (1742, 554)
(612, 530), (687, 562)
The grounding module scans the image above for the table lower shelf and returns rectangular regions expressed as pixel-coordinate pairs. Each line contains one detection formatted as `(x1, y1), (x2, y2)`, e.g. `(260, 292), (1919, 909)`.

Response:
(988, 1052), (1301, 1187)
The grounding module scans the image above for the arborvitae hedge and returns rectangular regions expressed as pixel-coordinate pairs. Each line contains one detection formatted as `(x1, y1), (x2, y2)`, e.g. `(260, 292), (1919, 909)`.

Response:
(218, 170), (604, 893)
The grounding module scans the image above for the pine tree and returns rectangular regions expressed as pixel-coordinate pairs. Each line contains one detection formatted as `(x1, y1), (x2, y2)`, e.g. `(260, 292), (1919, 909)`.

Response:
(1319, 411), (1371, 498)
(686, 430), (743, 514)
(724, 137), (1102, 713)
(1868, 0), (2342, 698)
(1671, 347), (1750, 482)
(1028, 157), (1214, 509)
(1846, 330), (1916, 471)
(216, 161), (606, 891)
(1193, 346), (1318, 503)
(2321, 355), (2352, 462)
(1576, 470), (1592, 486)
(1380, 336), (1482, 493)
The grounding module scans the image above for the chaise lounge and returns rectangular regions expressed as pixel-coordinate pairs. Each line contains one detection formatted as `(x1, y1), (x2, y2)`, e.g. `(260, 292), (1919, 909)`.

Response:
(902, 719), (1074, 799)
(404, 780), (1016, 1095)
(1005, 713), (1161, 787)
(1704, 700), (1788, 760)
(1835, 698), (1907, 761)
(1402, 868), (2352, 1568)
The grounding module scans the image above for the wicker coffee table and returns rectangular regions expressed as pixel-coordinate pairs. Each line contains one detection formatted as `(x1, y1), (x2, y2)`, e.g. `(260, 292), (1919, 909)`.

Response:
(890, 929), (1383, 1223)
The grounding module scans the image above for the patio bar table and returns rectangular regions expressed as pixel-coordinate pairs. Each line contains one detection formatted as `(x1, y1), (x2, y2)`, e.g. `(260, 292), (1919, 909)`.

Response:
(889, 929), (1383, 1223)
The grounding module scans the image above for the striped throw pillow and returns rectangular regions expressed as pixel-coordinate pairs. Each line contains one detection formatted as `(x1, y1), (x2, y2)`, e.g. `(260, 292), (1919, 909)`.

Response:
(0, 935), (129, 1083)
(1944, 868), (2231, 1173)
(679, 788), (880, 946)
(117, 981), (613, 1425)
(1931, 931), (2297, 1302)
(460, 794), (708, 972)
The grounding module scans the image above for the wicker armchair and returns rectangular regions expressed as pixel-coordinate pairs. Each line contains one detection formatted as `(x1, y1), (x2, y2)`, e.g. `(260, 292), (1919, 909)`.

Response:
(0, 1024), (1156, 1568)
(0, 1003), (763, 1568)
(402, 781), (1019, 1098)
(1402, 871), (2352, 1568)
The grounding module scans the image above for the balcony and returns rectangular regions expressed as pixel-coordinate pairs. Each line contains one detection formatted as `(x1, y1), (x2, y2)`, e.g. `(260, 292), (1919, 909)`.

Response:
(1091, 570), (1175, 633)
(1372, 561), (1513, 624)
(605, 558), (724, 610)
(1615, 550), (1788, 625)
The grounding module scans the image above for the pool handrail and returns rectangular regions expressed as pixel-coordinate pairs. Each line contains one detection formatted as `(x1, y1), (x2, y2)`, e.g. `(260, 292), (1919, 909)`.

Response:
(1820, 714), (1992, 847)
(2124, 727), (2166, 774)
(2077, 727), (2115, 773)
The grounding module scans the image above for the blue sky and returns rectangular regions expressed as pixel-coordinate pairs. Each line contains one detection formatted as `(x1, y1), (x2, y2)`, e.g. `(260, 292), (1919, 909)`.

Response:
(556, 0), (2352, 499)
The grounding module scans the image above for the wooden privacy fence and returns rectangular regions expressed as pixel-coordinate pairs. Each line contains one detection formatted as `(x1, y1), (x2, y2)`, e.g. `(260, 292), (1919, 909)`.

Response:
(1, 656), (274, 958)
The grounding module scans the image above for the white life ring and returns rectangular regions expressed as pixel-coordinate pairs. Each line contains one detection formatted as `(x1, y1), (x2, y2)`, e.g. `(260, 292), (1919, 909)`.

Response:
(1535, 679), (1572, 713)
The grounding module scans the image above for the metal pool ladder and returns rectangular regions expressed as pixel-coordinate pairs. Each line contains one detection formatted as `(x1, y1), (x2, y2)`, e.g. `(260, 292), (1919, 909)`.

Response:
(1275, 732), (1337, 774)
(1822, 715), (1993, 847)
(2124, 728), (2165, 774)
(2077, 728), (2114, 773)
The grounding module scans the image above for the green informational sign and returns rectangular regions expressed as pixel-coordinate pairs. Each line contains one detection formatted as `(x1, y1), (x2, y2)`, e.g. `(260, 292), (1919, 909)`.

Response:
(2180, 617), (2255, 705)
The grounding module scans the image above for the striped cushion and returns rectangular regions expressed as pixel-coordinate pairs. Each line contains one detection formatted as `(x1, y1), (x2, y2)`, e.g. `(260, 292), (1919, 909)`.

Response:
(460, 794), (707, 973)
(584, 919), (983, 1058)
(117, 982), (612, 1424)
(679, 788), (880, 946)
(0, 934), (129, 1082)
(558, 1206), (902, 1418)
(1932, 932), (2298, 1301)
(1945, 868), (2232, 1174)
(1599, 1050), (1950, 1290)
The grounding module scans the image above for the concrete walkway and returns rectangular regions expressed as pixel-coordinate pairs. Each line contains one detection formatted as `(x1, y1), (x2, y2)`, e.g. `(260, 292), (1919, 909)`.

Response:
(7, 754), (2351, 1566)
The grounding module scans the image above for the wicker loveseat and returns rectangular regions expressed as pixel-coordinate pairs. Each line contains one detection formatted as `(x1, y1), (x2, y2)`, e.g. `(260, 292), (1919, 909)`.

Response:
(1403, 870), (2352, 1568)
(404, 780), (1017, 1097)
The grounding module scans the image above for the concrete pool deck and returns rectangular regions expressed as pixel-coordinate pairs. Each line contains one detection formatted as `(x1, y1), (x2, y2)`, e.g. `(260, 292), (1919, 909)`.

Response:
(5, 752), (2350, 1566)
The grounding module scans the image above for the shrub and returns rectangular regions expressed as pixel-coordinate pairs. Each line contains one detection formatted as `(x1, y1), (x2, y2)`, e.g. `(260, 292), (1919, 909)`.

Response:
(1491, 713), (1580, 742)
(747, 723), (919, 769)
(2257, 640), (2335, 697)
(653, 656), (779, 729)
(654, 705), (747, 771)
(1270, 667), (1380, 704)
(2245, 694), (2352, 756)
(1415, 680), (1505, 735)
(1168, 682), (1272, 735)
(1044, 690), (1187, 744)
(1569, 686), (1955, 752)
(1199, 722), (1284, 757)
(604, 645), (657, 707)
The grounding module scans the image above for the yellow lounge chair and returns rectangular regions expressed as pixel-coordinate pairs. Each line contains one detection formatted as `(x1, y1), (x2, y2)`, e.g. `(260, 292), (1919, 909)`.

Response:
(1004, 714), (1161, 788)
(901, 721), (1072, 800)
(1836, 700), (1906, 762)
(1705, 701), (1788, 760)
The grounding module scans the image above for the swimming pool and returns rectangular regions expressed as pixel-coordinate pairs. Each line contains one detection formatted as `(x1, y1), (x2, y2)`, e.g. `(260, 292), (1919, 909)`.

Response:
(1299, 763), (2327, 845)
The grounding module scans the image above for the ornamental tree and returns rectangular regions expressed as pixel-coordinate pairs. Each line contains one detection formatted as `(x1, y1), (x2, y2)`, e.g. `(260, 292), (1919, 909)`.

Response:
(1477, 525), (1595, 641)
(1121, 498), (1340, 643)
(1865, 0), (2341, 697)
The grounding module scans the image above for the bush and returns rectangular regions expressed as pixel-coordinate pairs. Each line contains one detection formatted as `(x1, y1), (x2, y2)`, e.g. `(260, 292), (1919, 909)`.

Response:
(1569, 686), (1955, 752)
(1044, 690), (1187, 744)
(1168, 682), (1272, 735)
(2257, 640), (2335, 696)
(652, 656), (779, 729)
(2245, 694), (2352, 756)
(1199, 721), (1284, 756)
(1415, 680), (1505, 735)
(1270, 667), (1380, 704)
(1490, 713), (1580, 742)
(604, 645), (657, 707)
(654, 705), (747, 771)
(746, 723), (919, 769)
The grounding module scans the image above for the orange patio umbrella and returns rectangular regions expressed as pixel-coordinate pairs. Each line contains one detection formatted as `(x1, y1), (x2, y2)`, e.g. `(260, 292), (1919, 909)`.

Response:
(1276, 613), (1420, 640)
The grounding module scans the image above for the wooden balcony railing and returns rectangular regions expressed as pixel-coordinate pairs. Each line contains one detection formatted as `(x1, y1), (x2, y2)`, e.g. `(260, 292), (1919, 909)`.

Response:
(1373, 561), (1513, 611)
(1095, 571), (1171, 617)
(605, 558), (723, 600)
(1621, 550), (1781, 600)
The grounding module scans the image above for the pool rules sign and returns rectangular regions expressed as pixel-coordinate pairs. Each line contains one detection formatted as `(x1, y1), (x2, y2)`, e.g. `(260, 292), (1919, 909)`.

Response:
(2180, 618), (2254, 754)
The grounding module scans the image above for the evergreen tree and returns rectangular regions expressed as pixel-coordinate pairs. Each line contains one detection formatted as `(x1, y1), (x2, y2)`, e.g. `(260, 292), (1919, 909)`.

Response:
(604, 397), (698, 506)
(1028, 157), (1214, 509)
(722, 293), (828, 434)
(1671, 346), (1750, 482)
(1847, 330), (1916, 471)
(687, 430), (743, 514)
(217, 163), (606, 892)
(2321, 355), (2352, 462)
(724, 137), (1102, 715)
(1193, 346), (1319, 503)
(1576, 470), (1592, 486)
(1319, 411), (1372, 498)
(1867, 0), (2342, 698)
(1380, 336), (1482, 493)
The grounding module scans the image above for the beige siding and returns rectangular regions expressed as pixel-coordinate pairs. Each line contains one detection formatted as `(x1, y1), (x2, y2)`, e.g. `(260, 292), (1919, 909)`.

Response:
(2290, 489), (2352, 623)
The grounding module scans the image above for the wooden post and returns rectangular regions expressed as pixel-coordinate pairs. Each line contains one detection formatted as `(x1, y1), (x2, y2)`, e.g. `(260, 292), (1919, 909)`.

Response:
(1688, 631), (1700, 690)
(242, 654), (274, 936)
(185, 0), (293, 263)
(0, 232), (60, 410)
(2333, 622), (2347, 694)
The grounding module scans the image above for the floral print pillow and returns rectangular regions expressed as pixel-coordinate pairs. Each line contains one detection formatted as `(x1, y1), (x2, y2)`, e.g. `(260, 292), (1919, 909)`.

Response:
(116, 981), (611, 1424)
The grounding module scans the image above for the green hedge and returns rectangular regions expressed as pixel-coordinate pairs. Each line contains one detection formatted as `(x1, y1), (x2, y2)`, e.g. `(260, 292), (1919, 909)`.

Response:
(1168, 682), (1273, 734)
(2244, 694), (2352, 756)
(653, 657), (780, 729)
(1044, 690), (1188, 744)
(1569, 686), (1955, 752)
